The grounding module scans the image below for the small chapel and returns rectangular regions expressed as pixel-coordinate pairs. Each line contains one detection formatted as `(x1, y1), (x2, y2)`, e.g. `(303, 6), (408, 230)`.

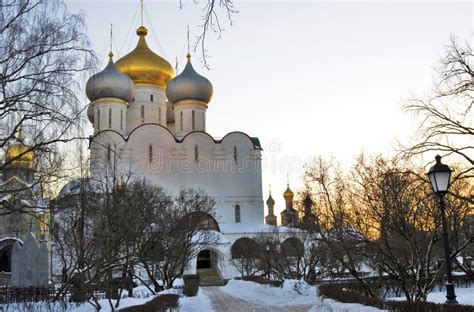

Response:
(0, 130), (50, 285)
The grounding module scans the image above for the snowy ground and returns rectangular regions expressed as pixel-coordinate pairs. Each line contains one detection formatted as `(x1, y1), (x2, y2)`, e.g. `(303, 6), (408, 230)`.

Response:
(0, 285), (167, 312)
(16, 281), (474, 311)
(180, 280), (386, 312)
(389, 286), (474, 306)
(0, 281), (387, 312)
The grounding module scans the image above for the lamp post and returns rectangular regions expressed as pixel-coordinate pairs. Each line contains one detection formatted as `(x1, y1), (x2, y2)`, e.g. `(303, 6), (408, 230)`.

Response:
(265, 244), (271, 279)
(428, 155), (457, 304)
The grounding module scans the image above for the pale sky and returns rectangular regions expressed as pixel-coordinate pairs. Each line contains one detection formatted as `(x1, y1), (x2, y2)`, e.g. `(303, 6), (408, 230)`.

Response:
(69, 0), (472, 214)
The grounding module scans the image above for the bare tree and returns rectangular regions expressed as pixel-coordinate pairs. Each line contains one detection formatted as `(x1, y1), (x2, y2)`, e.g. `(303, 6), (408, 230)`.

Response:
(139, 188), (217, 290)
(229, 237), (260, 277)
(255, 227), (322, 283)
(303, 157), (374, 294)
(0, 0), (96, 211)
(404, 37), (473, 179)
(303, 154), (473, 301)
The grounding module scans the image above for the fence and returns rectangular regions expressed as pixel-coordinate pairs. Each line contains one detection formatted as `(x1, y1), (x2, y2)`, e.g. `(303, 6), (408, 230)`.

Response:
(0, 286), (108, 304)
(0, 286), (56, 304)
(318, 273), (473, 298)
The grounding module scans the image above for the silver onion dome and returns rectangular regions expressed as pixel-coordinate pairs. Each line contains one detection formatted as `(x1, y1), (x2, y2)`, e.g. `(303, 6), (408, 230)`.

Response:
(166, 53), (213, 104)
(87, 103), (94, 123)
(86, 53), (135, 103)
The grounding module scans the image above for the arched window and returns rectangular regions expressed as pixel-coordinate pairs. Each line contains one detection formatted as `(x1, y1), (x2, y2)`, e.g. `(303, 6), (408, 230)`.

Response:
(97, 109), (101, 130)
(108, 108), (112, 128)
(158, 107), (162, 124)
(281, 238), (304, 258)
(231, 238), (259, 259)
(120, 109), (123, 130)
(194, 145), (199, 162)
(0, 245), (13, 273)
(235, 204), (241, 223)
(150, 94), (154, 102)
(148, 144), (153, 164)
(192, 110), (195, 130)
(141, 105), (145, 124)
(180, 111), (183, 131)
(178, 212), (220, 232)
(233, 146), (238, 163)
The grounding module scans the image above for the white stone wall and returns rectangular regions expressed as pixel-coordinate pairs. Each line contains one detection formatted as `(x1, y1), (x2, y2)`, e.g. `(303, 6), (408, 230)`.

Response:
(174, 101), (207, 137)
(126, 85), (167, 131)
(93, 99), (128, 134)
(90, 126), (264, 224)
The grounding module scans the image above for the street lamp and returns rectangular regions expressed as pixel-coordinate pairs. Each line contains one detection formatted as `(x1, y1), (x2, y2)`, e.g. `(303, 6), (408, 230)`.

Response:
(428, 155), (457, 304)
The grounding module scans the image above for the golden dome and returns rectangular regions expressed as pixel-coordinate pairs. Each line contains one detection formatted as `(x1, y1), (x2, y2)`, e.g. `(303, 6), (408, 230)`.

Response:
(5, 129), (34, 168)
(283, 184), (294, 200)
(115, 26), (174, 88)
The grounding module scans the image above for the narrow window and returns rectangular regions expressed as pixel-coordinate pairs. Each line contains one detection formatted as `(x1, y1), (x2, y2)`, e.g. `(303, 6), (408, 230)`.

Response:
(97, 109), (101, 130)
(120, 110), (123, 130)
(235, 205), (241, 223)
(194, 145), (198, 162)
(148, 144), (153, 164)
(180, 111), (183, 131)
(158, 107), (162, 124)
(141, 105), (145, 124)
(150, 94), (154, 102)
(202, 111), (205, 129)
(234, 146), (238, 162)
(108, 108), (112, 128)
(192, 110), (195, 130)
(107, 144), (111, 162)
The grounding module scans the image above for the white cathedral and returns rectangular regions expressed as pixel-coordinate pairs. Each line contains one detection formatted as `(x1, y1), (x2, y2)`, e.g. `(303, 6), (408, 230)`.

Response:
(70, 24), (298, 282)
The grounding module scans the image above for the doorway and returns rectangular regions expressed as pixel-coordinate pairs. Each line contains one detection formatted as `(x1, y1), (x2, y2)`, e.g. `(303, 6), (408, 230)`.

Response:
(197, 250), (211, 269)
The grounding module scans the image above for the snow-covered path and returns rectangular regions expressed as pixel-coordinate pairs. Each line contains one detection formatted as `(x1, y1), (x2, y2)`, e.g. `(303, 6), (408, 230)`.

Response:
(202, 286), (312, 312)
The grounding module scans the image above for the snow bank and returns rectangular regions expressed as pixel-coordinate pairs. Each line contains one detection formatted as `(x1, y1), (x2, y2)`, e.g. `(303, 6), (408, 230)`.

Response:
(179, 288), (214, 312)
(0, 286), (171, 312)
(222, 279), (317, 307)
(390, 286), (474, 306)
(426, 287), (474, 306)
(0, 296), (154, 312)
(311, 298), (387, 312)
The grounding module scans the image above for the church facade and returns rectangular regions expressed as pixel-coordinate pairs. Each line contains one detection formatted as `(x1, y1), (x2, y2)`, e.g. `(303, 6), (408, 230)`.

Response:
(86, 26), (264, 226)
(80, 24), (297, 280)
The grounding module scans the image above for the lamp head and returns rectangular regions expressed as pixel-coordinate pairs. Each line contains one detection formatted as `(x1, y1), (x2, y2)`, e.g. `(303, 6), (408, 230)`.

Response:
(428, 155), (452, 196)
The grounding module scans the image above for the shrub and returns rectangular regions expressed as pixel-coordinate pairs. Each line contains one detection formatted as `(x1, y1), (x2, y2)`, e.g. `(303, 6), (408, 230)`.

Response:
(319, 284), (386, 308)
(120, 294), (179, 312)
(182, 274), (200, 297)
(319, 284), (474, 312)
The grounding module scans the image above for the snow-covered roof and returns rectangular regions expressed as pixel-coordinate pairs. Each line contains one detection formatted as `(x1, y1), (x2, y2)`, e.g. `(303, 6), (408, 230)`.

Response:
(57, 178), (102, 198)
(192, 230), (230, 244)
(218, 223), (293, 234)
(0, 194), (12, 203)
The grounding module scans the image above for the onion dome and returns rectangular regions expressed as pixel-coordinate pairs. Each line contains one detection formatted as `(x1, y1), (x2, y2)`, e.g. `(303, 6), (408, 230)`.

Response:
(5, 128), (34, 168)
(115, 26), (174, 88)
(283, 184), (294, 200)
(86, 52), (135, 103)
(266, 192), (275, 208)
(87, 103), (94, 123)
(166, 53), (213, 105)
